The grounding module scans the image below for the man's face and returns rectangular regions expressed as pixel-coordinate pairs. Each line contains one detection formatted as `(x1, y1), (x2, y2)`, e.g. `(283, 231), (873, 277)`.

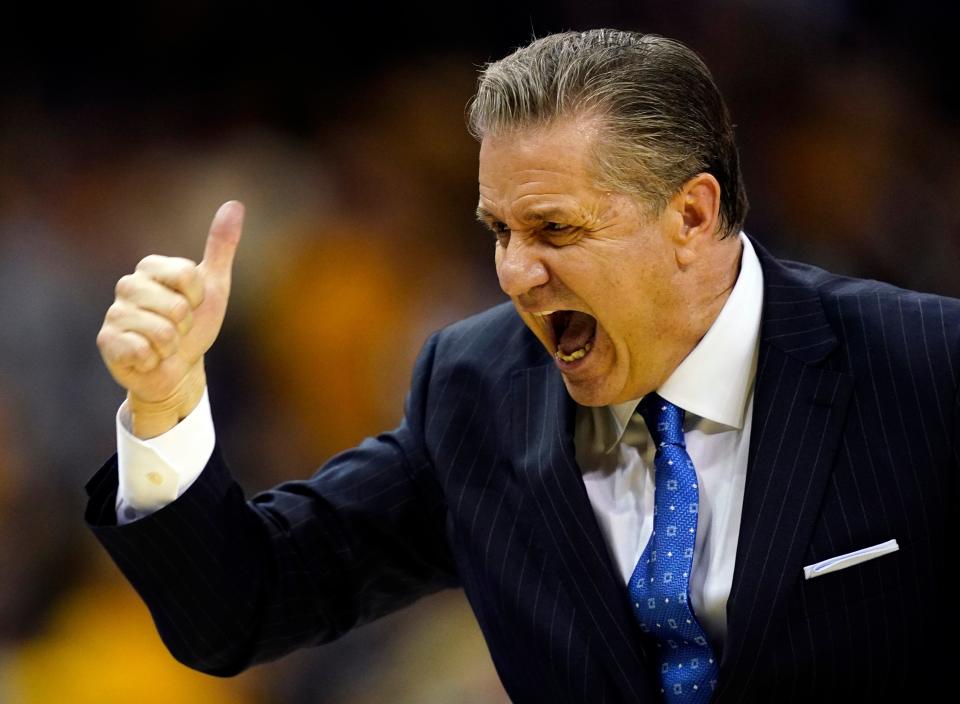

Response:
(478, 116), (692, 407)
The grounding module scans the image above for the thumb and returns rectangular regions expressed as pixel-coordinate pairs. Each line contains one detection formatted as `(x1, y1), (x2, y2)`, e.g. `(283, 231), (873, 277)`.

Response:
(201, 200), (245, 281)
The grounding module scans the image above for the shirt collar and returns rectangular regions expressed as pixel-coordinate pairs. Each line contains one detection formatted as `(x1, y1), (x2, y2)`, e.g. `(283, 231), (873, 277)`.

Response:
(592, 233), (764, 451)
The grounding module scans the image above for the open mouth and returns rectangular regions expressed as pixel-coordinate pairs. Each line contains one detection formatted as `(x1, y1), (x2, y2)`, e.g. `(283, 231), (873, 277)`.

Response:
(546, 310), (598, 363)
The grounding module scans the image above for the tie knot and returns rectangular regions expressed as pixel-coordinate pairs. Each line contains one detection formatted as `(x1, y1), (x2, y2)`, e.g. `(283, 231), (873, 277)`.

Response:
(637, 393), (686, 448)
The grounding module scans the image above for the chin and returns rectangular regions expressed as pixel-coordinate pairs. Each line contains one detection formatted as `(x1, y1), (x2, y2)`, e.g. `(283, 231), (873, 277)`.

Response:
(560, 375), (620, 408)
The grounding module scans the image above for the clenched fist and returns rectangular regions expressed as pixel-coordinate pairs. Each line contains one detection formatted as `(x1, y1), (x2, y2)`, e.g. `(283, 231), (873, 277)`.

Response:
(97, 201), (245, 438)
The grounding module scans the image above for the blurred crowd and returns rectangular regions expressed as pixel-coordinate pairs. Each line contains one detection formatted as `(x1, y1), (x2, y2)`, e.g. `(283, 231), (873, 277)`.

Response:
(1, 2), (958, 702)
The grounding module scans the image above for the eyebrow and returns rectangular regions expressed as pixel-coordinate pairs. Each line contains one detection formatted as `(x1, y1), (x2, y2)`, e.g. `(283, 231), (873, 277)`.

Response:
(475, 205), (571, 224)
(475, 206), (497, 223)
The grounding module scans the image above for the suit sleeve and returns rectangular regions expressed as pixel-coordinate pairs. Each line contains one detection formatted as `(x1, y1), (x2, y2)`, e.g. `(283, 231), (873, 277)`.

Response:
(84, 332), (457, 676)
(954, 368), (960, 477)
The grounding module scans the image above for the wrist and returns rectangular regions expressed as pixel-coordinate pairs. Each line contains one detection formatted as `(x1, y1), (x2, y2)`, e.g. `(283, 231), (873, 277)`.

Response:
(128, 363), (207, 439)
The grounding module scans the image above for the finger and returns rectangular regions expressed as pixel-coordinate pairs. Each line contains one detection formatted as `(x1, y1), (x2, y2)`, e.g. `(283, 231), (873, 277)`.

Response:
(114, 275), (194, 335)
(103, 330), (161, 374)
(200, 200), (245, 282)
(133, 257), (204, 308)
(104, 305), (180, 360)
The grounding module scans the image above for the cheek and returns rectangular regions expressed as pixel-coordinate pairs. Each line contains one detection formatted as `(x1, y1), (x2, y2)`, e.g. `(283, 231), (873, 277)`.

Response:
(590, 261), (659, 320)
(493, 246), (506, 289)
(603, 285), (662, 353)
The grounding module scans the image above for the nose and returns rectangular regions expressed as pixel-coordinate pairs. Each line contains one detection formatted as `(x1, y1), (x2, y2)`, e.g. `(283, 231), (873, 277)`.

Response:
(496, 236), (549, 298)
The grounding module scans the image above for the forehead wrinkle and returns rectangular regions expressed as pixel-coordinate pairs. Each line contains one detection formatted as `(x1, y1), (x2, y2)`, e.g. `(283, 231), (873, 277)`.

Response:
(510, 191), (599, 224)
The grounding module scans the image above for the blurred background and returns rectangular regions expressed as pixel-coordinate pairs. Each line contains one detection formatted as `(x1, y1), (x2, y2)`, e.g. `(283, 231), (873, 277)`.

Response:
(1, 1), (958, 702)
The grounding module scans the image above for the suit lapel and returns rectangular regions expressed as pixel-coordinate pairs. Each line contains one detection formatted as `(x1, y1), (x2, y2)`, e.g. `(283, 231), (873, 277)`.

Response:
(717, 241), (853, 697)
(511, 362), (657, 701)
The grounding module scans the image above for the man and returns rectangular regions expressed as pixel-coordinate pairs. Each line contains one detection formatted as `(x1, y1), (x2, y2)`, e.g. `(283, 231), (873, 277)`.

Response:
(87, 30), (959, 702)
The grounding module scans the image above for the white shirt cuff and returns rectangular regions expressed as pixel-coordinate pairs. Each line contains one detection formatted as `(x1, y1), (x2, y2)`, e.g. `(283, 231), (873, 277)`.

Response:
(115, 388), (216, 524)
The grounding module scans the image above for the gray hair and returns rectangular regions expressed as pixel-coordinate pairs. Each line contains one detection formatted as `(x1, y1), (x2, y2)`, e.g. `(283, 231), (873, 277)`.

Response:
(467, 30), (748, 238)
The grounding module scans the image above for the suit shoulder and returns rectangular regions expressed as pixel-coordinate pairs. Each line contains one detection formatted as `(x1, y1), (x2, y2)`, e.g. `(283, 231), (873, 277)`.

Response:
(776, 257), (960, 323)
(819, 266), (958, 326)
(775, 258), (960, 380)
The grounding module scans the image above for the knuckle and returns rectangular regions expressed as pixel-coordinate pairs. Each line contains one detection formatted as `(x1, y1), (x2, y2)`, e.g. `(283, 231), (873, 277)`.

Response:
(154, 321), (176, 345)
(116, 339), (140, 364)
(169, 297), (190, 322)
(104, 302), (125, 323)
(95, 327), (112, 351)
(136, 254), (160, 271)
(132, 337), (152, 360)
(115, 274), (137, 298)
(176, 265), (199, 291)
(177, 309), (194, 335)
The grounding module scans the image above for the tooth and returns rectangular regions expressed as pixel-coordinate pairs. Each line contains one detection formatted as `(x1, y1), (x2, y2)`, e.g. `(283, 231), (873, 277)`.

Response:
(555, 344), (591, 363)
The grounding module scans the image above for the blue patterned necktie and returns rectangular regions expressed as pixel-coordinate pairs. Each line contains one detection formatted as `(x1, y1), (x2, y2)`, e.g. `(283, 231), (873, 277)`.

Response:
(628, 393), (719, 701)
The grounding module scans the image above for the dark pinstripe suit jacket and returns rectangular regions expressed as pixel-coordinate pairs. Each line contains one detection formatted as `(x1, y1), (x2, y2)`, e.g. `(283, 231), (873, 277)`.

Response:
(86, 237), (960, 702)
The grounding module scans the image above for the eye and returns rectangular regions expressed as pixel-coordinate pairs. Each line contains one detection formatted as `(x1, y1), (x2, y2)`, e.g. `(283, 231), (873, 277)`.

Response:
(540, 221), (581, 246)
(490, 221), (511, 246)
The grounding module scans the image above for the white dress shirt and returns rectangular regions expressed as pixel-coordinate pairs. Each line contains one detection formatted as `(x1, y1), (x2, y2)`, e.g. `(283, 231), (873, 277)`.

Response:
(115, 234), (763, 653)
(575, 233), (763, 653)
(114, 388), (215, 523)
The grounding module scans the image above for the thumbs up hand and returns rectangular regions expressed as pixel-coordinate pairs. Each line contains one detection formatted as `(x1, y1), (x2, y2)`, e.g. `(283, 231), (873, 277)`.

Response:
(97, 201), (245, 438)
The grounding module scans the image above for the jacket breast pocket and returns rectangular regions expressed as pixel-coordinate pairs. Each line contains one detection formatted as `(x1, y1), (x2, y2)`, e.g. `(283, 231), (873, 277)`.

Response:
(790, 536), (916, 620)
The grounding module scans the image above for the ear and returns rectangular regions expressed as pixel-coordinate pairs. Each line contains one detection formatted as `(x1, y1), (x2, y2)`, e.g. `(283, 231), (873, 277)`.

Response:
(672, 172), (722, 267)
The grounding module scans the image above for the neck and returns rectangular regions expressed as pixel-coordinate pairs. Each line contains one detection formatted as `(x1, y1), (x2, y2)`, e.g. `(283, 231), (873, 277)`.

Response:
(655, 236), (743, 389)
(696, 239), (741, 335)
